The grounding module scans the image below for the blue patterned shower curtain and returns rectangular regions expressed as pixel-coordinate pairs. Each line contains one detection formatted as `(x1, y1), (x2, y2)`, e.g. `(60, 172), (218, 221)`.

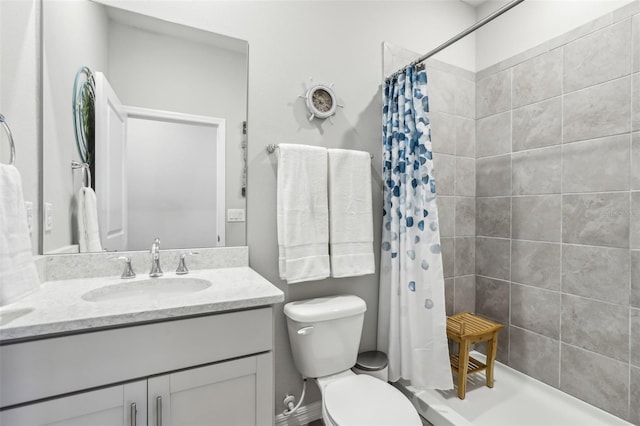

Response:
(377, 65), (453, 389)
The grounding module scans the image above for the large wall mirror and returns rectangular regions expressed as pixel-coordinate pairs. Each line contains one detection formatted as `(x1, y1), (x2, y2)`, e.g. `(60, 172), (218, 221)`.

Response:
(42, 0), (248, 254)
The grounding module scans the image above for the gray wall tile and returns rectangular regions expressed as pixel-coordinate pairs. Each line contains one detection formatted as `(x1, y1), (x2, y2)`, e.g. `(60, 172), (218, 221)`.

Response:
(475, 275), (510, 324)
(454, 275), (475, 313)
(445, 278), (454, 316)
(477, 69), (511, 118)
(563, 19), (631, 93)
(455, 197), (475, 237)
(454, 237), (475, 276)
(562, 244), (630, 305)
(455, 77), (475, 119)
(476, 197), (511, 238)
(433, 153), (455, 195)
(560, 344), (630, 419)
(563, 135), (630, 193)
(548, 13), (613, 51)
(511, 240), (561, 290)
(476, 237), (510, 280)
(442, 237), (454, 279)
(612, 1), (640, 23)
(512, 195), (561, 242)
(439, 196), (455, 237)
(509, 326), (560, 387)
(634, 73), (640, 131)
(455, 117), (475, 158)
(455, 157), (475, 197)
(632, 366), (640, 425)
(513, 49), (562, 108)
(633, 192), (640, 249)
(477, 155), (511, 197)
(561, 294), (629, 362)
(511, 284), (560, 338)
(633, 133), (640, 190)
(562, 193), (630, 248)
(635, 14), (640, 72)
(512, 97), (562, 152)
(512, 146), (561, 195)
(563, 77), (631, 143)
(431, 112), (456, 155)
(476, 112), (511, 158)
(632, 308), (640, 367)
(633, 251), (640, 308)
(429, 69), (456, 114)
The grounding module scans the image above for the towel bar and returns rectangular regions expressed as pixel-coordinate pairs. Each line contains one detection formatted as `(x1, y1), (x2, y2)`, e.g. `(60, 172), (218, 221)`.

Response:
(266, 143), (373, 159)
(0, 114), (16, 165)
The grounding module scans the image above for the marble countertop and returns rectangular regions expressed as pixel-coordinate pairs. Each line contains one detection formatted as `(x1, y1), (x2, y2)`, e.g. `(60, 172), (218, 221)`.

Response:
(0, 267), (284, 342)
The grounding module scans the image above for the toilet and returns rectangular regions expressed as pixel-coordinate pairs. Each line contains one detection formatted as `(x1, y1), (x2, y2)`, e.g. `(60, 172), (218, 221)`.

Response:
(284, 295), (422, 426)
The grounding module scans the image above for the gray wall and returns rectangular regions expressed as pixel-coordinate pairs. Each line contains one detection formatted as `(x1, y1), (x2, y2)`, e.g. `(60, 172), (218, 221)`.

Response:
(473, 6), (640, 422)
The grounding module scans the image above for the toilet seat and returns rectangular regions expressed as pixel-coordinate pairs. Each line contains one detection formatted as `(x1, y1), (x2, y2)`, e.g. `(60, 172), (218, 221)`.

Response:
(323, 374), (421, 426)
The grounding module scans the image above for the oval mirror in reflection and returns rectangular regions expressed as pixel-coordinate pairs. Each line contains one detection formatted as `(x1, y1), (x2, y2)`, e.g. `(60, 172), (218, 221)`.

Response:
(42, 1), (248, 254)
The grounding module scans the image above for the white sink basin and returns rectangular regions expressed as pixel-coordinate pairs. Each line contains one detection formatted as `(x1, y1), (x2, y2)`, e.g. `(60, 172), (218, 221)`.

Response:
(81, 277), (212, 303)
(0, 307), (34, 326)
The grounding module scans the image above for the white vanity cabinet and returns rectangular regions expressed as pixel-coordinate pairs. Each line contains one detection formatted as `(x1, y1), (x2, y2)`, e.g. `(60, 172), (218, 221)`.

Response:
(0, 380), (147, 426)
(0, 307), (275, 426)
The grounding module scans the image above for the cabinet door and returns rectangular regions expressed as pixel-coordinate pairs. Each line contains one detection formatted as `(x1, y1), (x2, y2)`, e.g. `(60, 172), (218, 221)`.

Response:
(148, 353), (273, 426)
(0, 380), (146, 426)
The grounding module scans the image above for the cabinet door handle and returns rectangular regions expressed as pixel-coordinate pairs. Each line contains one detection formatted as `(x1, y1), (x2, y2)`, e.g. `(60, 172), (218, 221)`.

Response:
(156, 396), (163, 426)
(130, 402), (137, 426)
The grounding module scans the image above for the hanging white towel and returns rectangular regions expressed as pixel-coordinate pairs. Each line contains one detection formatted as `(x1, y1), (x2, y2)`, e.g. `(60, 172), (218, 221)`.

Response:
(77, 187), (103, 253)
(328, 149), (375, 278)
(0, 164), (40, 306)
(277, 144), (330, 284)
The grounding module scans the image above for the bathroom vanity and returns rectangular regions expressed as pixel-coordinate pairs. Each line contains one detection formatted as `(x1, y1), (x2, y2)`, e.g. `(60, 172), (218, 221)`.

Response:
(0, 255), (283, 426)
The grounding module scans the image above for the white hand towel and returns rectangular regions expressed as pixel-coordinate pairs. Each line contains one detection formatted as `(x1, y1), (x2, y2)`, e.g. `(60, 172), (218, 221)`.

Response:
(0, 164), (40, 306)
(277, 144), (330, 284)
(77, 187), (103, 253)
(328, 149), (375, 278)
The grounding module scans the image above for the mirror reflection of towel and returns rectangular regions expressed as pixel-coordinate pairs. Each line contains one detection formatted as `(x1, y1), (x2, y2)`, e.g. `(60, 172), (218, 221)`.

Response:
(77, 187), (103, 253)
(0, 164), (40, 306)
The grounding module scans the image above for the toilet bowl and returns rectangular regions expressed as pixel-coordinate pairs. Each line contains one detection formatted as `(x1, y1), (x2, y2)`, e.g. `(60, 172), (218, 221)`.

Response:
(284, 295), (421, 426)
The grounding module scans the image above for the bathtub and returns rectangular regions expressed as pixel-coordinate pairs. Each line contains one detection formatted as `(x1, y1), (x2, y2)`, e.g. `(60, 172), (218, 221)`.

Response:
(395, 352), (632, 426)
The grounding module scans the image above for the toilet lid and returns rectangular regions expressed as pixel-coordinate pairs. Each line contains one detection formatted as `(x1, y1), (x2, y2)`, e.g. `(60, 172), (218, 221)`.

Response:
(324, 375), (421, 426)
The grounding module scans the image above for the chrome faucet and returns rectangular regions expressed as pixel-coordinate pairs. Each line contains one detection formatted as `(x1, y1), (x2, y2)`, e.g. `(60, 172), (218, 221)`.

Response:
(149, 237), (163, 277)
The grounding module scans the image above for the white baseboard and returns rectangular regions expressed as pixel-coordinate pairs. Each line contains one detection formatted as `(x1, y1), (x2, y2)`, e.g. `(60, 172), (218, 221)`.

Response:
(274, 401), (322, 426)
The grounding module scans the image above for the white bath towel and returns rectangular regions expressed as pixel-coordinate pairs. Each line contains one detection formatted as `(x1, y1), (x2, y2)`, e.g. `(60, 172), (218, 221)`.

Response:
(328, 149), (375, 277)
(0, 164), (40, 306)
(277, 144), (330, 284)
(77, 187), (103, 253)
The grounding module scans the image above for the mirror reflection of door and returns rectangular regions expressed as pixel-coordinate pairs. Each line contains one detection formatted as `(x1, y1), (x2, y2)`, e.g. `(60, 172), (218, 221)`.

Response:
(95, 71), (127, 251)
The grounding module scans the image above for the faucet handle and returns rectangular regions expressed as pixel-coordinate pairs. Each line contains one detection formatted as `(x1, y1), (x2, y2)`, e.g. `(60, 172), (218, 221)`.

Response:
(151, 237), (161, 253)
(176, 252), (199, 275)
(118, 256), (136, 279)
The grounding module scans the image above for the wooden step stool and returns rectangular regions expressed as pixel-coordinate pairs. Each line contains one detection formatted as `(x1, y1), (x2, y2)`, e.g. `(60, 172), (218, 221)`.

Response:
(446, 312), (504, 399)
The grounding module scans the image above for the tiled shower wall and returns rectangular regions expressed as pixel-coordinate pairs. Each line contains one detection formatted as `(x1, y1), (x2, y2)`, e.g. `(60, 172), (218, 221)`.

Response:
(424, 59), (477, 316)
(473, 3), (640, 422)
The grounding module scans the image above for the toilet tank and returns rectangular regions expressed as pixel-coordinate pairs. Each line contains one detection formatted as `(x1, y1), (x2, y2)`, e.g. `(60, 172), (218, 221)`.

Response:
(284, 295), (366, 379)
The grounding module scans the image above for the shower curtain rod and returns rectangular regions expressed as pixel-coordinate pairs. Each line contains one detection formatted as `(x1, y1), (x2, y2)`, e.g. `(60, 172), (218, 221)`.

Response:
(386, 0), (526, 80)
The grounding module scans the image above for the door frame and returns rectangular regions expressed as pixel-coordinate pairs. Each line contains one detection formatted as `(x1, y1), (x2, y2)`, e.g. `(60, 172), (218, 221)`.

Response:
(122, 106), (226, 247)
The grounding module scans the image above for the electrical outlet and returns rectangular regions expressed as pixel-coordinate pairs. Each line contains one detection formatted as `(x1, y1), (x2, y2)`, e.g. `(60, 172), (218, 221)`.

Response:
(24, 201), (33, 233)
(45, 202), (53, 231)
(227, 208), (245, 223)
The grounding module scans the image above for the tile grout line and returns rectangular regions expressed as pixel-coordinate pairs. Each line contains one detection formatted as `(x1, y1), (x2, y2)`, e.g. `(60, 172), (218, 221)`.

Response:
(559, 43), (565, 390)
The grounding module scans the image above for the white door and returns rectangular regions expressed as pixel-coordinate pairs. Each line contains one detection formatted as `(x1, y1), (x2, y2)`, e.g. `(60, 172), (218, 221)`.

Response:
(148, 354), (273, 426)
(95, 71), (127, 251)
(0, 381), (146, 426)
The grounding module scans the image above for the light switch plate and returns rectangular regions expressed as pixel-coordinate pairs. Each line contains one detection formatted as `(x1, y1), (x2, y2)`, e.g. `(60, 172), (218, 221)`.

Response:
(44, 202), (53, 231)
(24, 201), (33, 233)
(227, 208), (246, 223)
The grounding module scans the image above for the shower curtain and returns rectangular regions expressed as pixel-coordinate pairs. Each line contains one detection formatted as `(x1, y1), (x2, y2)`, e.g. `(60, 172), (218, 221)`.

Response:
(377, 65), (453, 389)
